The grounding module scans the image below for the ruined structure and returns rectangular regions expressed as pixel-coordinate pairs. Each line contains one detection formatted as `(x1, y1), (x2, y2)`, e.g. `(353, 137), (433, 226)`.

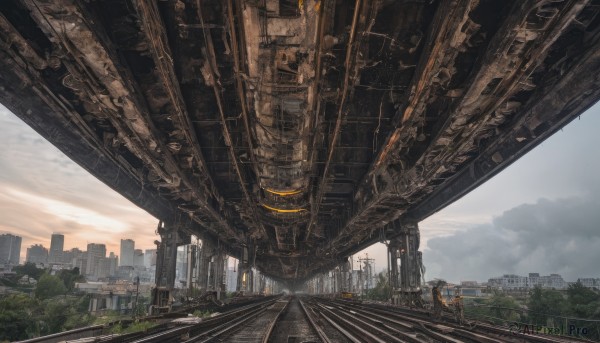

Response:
(1, 0), (599, 294)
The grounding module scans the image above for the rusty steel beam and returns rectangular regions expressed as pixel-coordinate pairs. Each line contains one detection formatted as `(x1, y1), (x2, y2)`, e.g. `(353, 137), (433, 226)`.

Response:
(305, 0), (371, 241)
(356, 0), (477, 197)
(22, 0), (241, 242)
(196, 0), (265, 239)
(333, 0), (593, 252)
(131, 0), (224, 211)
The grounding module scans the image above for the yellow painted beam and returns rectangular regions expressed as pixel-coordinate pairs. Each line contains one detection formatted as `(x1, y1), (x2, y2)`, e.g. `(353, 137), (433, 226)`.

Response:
(261, 203), (306, 213)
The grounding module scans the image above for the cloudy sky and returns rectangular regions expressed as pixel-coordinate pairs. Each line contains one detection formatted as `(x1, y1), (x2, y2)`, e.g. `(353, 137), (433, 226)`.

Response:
(2, 101), (599, 283)
(0, 104), (158, 257)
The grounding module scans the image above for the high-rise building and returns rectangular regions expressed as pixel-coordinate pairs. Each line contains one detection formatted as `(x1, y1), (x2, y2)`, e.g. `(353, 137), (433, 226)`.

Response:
(86, 243), (106, 277)
(49, 233), (64, 263)
(144, 249), (157, 268)
(96, 254), (118, 279)
(0, 233), (22, 265)
(62, 247), (83, 267)
(120, 239), (135, 267)
(26, 244), (48, 264)
(73, 252), (88, 275)
(108, 252), (118, 276)
(134, 249), (144, 268)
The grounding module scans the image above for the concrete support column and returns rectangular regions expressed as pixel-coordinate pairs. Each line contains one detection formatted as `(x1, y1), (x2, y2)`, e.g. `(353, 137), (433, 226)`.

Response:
(236, 244), (254, 294)
(197, 239), (215, 292)
(388, 222), (424, 307)
(151, 220), (190, 313)
(211, 247), (227, 299)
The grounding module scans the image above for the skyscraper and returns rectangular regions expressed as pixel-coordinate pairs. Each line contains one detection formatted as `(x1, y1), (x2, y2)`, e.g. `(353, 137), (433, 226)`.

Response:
(120, 239), (134, 267)
(134, 249), (144, 268)
(86, 243), (106, 277)
(26, 244), (48, 264)
(144, 249), (157, 268)
(49, 233), (64, 263)
(0, 233), (22, 265)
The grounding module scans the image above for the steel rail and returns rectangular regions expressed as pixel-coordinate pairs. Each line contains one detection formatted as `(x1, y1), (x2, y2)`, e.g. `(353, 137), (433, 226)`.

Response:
(327, 298), (585, 343)
(298, 298), (334, 343)
(261, 300), (289, 343)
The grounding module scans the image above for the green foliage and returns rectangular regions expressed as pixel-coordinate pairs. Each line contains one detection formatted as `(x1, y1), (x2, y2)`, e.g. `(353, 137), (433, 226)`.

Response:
(13, 263), (45, 281)
(464, 293), (522, 324)
(528, 286), (568, 326)
(366, 272), (391, 301)
(56, 268), (86, 292)
(132, 296), (148, 318)
(567, 281), (600, 319)
(35, 274), (67, 299)
(0, 294), (95, 341)
(465, 285), (600, 341)
(192, 309), (213, 318)
(110, 321), (155, 334)
(0, 294), (39, 341)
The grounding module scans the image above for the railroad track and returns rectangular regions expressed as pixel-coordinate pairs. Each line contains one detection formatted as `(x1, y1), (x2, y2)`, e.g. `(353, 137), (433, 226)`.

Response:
(306, 297), (591, 343)
(43, 295), (594, 343)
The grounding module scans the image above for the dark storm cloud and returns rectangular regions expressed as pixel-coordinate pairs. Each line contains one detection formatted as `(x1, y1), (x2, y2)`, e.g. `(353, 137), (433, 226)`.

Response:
(424, 192), (600, 283)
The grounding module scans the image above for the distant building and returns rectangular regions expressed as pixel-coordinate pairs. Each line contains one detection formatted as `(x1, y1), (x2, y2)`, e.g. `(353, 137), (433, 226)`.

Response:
(488, 273), (567, 290)
(26, 244), (48, 265)
(133, 249), (144, 268)
(120, 239), (135, 267)
(49, 233), (64, 264)
(0, 233), (22, 265)
(73, 252), (88, 275)
(488, 274), (528, 290)
(144, 249), (157, 269)
(96, 254), (118, 279)
(63, 247), (83, 267)
(542, 274), (566, 289)
(109, 252), (118, 274)
(86, 243), (106, 278)
(578, 278), (600, 289)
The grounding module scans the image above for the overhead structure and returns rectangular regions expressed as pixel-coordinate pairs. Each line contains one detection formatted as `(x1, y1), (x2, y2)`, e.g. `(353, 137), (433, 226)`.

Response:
(1, 0), (600, 283)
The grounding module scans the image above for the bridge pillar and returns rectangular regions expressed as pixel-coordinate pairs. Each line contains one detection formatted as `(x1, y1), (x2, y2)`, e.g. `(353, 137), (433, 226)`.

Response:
(236, 244), (254, 294)
(208, 247), (227, 300)
(151, 220), (190, 313)
(388, 222), (424, 308)
(196, 239), (214, 292)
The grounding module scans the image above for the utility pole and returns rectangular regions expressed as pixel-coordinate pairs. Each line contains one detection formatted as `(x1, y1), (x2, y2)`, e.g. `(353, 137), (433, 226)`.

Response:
(357, 254), (375, 299)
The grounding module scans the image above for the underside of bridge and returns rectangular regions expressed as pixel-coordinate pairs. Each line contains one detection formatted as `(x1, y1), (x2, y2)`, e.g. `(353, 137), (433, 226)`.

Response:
(1, 0), (600, 283)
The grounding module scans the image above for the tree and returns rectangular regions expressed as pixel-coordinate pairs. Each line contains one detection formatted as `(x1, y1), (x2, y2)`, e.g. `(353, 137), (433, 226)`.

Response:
(57, 267), (86, 292)
(527, 286), (568, 326)
(0, 294), (40, 340)
(13, 262), (45, 281)
(567, 281), (600, 319)
(367, 272), (391, 300)
(35, 274), (67, 299)
(488, 293), (522, 323)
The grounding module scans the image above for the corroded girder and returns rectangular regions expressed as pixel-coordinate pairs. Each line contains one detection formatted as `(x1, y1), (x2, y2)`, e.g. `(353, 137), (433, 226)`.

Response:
(21, 0), (241, 242)
(331, 0), (596, 254)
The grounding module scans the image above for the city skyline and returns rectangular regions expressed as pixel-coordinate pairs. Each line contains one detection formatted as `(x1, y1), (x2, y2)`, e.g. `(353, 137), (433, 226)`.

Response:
(0, 230), (149, 265)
